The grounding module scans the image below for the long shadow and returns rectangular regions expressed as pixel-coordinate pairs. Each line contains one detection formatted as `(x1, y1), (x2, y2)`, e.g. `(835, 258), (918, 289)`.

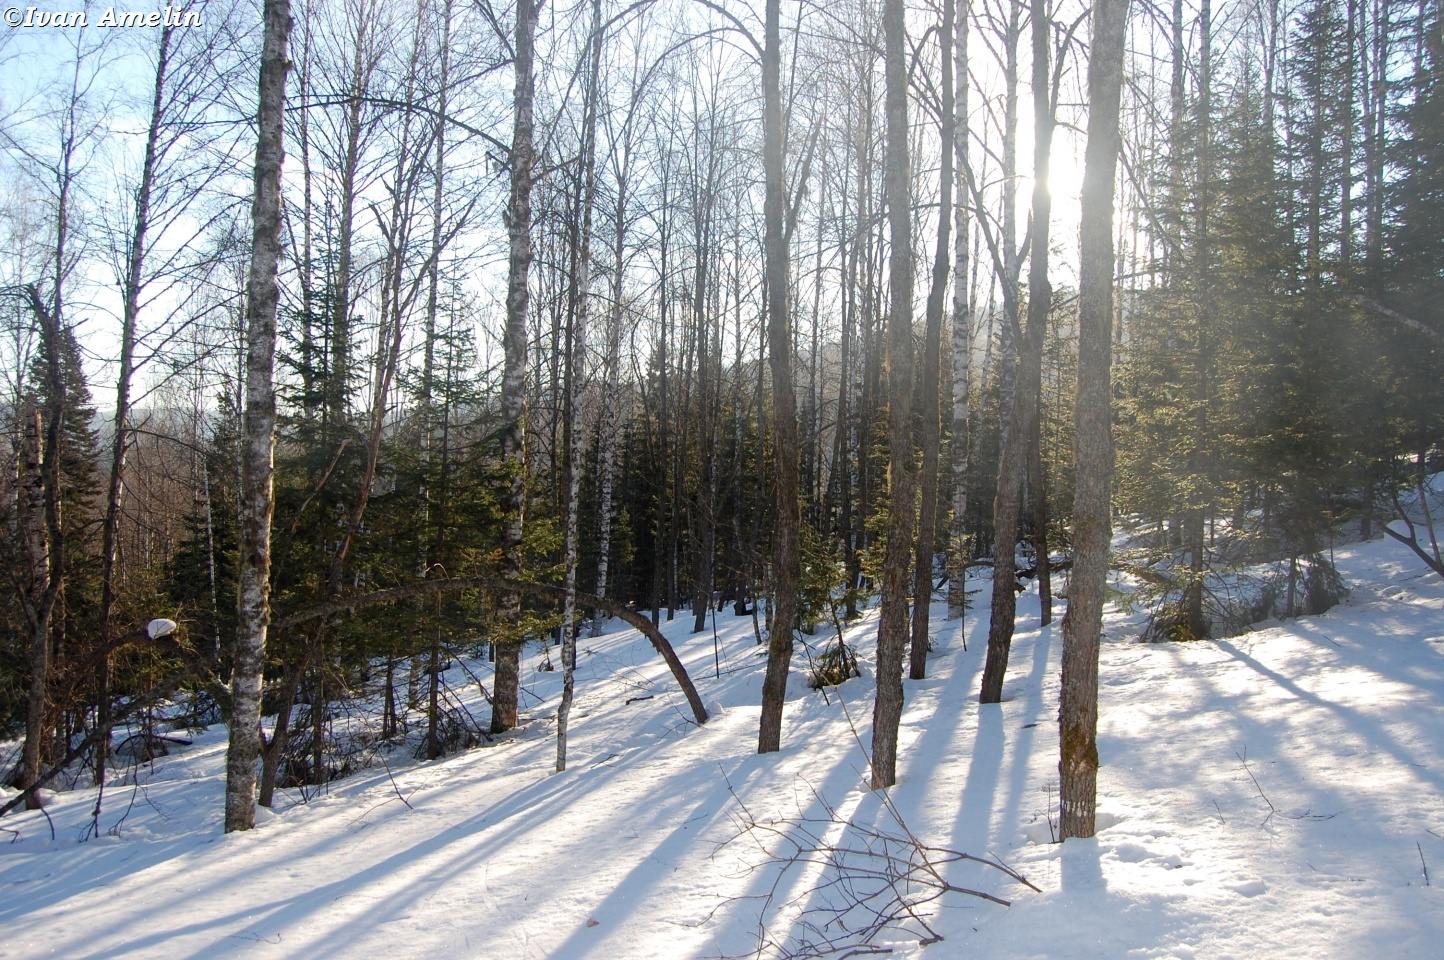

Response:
(246, 622), (764, 956)
(542, 764), (763, 959)
(886, 597), (990, 834)
(12, 615), (755, 957)
(1, 796), (223, 922)
(1098, 635), (1432, 890)
(32, 721), (697, 959)
(1214, 637), (1444, 797)
(689, 702), (881, 956)
(765, 594), (1050, 953)
(1059, 837), (1105, 893)
(969, 618), (1055, 865)
(273, 725), (720, 951)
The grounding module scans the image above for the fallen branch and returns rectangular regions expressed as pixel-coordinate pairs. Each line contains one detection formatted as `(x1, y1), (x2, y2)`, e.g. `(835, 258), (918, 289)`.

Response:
(1235, 747), (1335, 829)
(711, 776), (1036, 958)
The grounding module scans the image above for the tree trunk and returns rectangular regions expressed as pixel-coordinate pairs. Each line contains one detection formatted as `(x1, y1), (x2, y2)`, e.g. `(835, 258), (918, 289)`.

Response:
(979, 350), (1037, 699)
(947, 0), (974, 621)
(258, 658), (303, 807)
(757, 0), (803, 755)
(557, 0), (602, 773)
(971, 0), (1024, 701)
(419, 0), (454, 748)
(871, 0), (917, 790)
(96, 23), (174, 786)
(1026, 0), (1056, 629)
(690, 149), (719, 636)
(18, 406), (51, 810)
(224, 0), (290, 834)
(1060, 0), (1128, 841)
(1181, 0), (1213, 641)
(492, 0), (538, 735)
(910, 0), (955, 679)
(592, 132), (629, 633)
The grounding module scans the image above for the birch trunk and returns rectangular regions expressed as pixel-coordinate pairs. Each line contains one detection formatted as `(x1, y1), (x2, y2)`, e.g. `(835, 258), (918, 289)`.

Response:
(557, 0), (601, 773)
(492, 0), (537, 735)
(224, 0), (290, 833)
(592, 148), (627, 631)
(947, 0), (974, 620)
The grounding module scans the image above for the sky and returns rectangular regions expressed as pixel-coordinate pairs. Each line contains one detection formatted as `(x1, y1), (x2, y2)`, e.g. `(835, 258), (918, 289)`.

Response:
(2, 0), (1105, 416)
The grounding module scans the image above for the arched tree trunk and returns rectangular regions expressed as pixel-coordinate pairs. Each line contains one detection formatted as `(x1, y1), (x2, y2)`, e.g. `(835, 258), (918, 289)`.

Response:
(273, 576), (709, 728)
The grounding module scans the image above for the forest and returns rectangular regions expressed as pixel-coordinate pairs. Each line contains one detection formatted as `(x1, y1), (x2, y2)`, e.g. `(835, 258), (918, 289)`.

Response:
(2, 0), (1442, 954)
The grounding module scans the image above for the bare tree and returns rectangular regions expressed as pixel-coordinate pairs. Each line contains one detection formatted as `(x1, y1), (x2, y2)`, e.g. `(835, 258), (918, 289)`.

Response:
(1059, 0), (1129, 841)
(758, 0), (803, 755)
(871, 0), (917, 790)
(947, 0), (975, 621)
(492, 0), (538, 735)
(909, 0), (957, 681)
(224, 0), (292, 834)
(1024, 0), (1060, 628)
(557, 0), (603, 773)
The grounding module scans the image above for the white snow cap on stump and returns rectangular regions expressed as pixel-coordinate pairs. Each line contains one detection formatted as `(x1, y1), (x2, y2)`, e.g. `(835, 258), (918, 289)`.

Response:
(148, 618), (178, 639)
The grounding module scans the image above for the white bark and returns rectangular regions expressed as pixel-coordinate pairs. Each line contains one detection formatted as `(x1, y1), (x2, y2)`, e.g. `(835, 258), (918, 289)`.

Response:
(557, 0), (602, 773)
(947, 0), (974, 620)
(224, 0), (291, 834)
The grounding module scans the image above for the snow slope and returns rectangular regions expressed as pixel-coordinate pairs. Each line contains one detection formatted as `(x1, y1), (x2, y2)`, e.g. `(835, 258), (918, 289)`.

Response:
(3, 534), (1442, 959)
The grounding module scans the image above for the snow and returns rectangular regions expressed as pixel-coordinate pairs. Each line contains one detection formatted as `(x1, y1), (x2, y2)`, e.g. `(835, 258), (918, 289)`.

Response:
(3, 534), (1442, 958)
(146, 619), (178, 640)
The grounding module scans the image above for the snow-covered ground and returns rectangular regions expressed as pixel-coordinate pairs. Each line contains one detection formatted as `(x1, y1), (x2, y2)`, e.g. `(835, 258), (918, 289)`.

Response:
(3, 533), (1442, 958)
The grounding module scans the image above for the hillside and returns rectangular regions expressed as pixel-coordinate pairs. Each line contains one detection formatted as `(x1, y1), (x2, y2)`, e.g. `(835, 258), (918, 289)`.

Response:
(3, 533), (1442, 959)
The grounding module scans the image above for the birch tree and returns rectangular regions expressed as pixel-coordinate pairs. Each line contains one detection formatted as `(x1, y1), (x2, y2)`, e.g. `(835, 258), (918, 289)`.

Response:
(492, 0), (538, 735)
(224, 0), (292, 834)
(557, 0), (603, 773)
